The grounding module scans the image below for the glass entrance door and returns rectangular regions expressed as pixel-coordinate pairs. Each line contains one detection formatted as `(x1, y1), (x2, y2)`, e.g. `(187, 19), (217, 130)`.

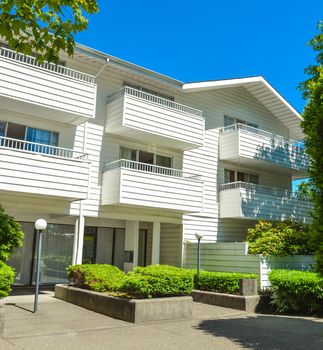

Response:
(138, 229), (148, 267)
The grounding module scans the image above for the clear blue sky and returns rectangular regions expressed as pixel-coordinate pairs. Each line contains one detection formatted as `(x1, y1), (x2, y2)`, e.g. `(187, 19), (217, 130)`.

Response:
(76, 0), (322, 114)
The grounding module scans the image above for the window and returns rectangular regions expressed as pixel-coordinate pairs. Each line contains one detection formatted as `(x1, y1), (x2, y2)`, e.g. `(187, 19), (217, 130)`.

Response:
(120, 146), (172, 168)
(224, 115), (258, 128)
(224, 169), (258, 184)
(0, 121), (58, 152)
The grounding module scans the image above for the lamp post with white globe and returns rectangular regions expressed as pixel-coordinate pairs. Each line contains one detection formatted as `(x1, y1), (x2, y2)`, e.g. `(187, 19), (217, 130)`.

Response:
(194, 232), (203, 289)
(34, 218), (47, 313)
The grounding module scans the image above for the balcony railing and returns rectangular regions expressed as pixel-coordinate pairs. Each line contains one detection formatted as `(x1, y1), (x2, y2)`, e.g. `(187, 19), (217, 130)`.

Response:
(220, 123), (304, 149)
(219, 181), (298, 198)
(219, 181), (313, 222)
(0, 136), (88, 160)
(219, 123), (309, 173)
(103, 159), (201, 180)
(0, 46), (95, 84)
(108, 86), (204, 119)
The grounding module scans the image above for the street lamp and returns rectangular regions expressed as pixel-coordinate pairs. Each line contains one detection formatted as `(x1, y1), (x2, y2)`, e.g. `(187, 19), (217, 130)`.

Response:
(195, 232), (203, 289)
(34, 218), (47, 313)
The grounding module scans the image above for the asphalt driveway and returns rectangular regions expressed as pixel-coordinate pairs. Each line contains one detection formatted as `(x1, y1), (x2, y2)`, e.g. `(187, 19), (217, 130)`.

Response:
(0, 288), (322, 350)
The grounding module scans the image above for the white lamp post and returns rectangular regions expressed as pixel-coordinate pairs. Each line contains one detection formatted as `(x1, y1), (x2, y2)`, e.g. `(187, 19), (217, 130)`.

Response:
(195, 232), (203, 289)
(34, 218), (47, 313)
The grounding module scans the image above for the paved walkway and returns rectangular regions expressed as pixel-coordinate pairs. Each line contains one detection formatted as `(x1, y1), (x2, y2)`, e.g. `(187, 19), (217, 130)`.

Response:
(0, 288), (322, 350)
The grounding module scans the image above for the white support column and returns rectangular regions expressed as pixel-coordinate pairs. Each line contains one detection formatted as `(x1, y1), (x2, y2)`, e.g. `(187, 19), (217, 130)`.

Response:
(124, 220), (139, 272)
(72, 215), (85, 265)
(151, 222), (160, 265)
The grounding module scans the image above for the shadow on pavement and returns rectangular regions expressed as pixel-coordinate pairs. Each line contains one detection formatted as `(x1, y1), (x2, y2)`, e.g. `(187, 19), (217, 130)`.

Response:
(196, 315), (323, 350)
(8, 286), (55, 296)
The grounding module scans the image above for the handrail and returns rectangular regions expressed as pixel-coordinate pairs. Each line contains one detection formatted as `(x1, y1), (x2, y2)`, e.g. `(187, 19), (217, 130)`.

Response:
(219, 123), (304, 150)
(219, 181), (305, 199)
(107, 87), (204, 119)
(0, 46), (95, 84)
(0, 136), (88, 161)
(103, 159), (202, 180)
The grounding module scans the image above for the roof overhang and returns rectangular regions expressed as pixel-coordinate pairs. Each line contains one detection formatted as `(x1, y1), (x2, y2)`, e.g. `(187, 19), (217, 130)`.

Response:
(183, 77), (303, 140)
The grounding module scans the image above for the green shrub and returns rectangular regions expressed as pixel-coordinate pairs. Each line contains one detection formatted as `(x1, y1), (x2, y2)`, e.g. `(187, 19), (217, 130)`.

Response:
(246, 220), (314, 257)
(67, 264), (125, 292)
(0, 205), (24, 262)
(269, 269), (323, 314)
(118, 265), (194, 298)
(196, 270), (258, 294)
(0, 261), (15, 298)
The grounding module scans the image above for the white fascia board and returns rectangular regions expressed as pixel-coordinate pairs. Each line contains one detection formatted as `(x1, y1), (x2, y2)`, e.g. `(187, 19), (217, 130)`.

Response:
(182, 76), (263, 92)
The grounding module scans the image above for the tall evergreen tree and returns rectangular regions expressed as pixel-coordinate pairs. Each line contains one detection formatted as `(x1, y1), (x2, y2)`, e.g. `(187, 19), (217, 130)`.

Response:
(300, 21), (323, 274)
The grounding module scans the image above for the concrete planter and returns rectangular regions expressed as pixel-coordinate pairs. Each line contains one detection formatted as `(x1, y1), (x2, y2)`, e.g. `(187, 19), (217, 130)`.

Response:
(192, 290), (260, 312)
(55, 285), (193, 323)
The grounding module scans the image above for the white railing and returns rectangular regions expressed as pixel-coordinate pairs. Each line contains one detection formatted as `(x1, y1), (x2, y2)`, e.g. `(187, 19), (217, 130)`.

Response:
(103, 159), (202, 180)
(219, 181), (303, 199)
(0, 136), (88, 160)
(107, 87), (204, 118)
(0, 46), (95, 84)
(220, 123), (305, 150)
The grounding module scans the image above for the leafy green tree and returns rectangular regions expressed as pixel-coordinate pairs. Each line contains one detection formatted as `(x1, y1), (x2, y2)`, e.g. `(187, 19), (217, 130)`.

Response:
(295, 180), (316, 200)
(0, 0), (99, 63)
(0, 205), (24, 261)
(246, 220), (314, 257)
(299, 21), (323, 275)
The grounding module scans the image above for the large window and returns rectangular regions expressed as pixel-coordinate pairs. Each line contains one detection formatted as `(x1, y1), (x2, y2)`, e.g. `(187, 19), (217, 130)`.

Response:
(0, 121), (58, 152)
(224, 115), (258, 128)
(120, 147), (172, 168)
(224, 169), (259, 184)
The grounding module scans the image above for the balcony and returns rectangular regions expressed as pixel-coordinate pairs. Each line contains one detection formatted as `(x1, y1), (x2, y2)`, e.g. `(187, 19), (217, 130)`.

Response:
(219, 182), (313, 223)
(102, 159), (204, 212)
(219, 124), (309, 177)
(0, 47), (96, 125)
(0, 137), (90, 201)
(105, 87), (204, 150)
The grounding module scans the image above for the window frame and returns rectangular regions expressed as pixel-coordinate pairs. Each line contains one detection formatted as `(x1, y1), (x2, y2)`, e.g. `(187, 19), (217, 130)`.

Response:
(119, 146), (173, 168)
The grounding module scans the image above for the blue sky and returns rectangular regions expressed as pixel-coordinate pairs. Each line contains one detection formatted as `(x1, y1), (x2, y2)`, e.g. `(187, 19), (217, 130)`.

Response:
(75, 0), (322, 114)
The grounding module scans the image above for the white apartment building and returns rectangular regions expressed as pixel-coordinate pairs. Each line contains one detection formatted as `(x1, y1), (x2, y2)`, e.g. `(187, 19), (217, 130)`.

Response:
(0, 43), (312, 285)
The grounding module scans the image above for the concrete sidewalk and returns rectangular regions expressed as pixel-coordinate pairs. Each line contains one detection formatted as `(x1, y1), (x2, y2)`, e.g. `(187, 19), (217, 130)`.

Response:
(0, 288), (322, 350)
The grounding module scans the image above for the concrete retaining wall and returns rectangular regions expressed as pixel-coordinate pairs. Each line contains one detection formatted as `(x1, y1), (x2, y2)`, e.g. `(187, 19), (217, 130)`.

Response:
(55, 285), (193, 323)
(192, 290), (260, 312)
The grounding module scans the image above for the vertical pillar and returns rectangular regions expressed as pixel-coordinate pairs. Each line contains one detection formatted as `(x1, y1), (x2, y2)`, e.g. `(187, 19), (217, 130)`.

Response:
(151, 222), (160, 265)
(72, 215), (85, 265)
(124, 221), (139, 272)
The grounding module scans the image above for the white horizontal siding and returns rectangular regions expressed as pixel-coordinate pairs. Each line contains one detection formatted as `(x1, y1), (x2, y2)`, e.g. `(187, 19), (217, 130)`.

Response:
(106, 93), (204, 149)
(176, 87), (291, 138)
(101, 168), (204, 213)
(0, 57), (96, 123)
(0, 147), (89, 200)
(183, 129), (219, 242)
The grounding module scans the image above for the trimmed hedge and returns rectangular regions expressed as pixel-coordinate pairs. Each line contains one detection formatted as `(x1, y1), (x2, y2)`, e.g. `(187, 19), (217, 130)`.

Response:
(0, 261), (15, 298)
(269, 269), (323, 315)
(117, 265), (194, 298)
(67, 264), (125, 292)
(196, 271), (258, 294)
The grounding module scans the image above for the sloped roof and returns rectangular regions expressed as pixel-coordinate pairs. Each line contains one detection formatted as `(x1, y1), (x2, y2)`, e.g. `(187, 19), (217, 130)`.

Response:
(183, 77), (303, 140)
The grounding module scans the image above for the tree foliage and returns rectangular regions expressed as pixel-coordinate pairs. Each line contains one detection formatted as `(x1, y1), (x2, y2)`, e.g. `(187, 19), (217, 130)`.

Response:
(0, 0), (99, 63)
(246, 220), (314, 257)
(299, 21), (323, 275)
(0, 205), (24, 261)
